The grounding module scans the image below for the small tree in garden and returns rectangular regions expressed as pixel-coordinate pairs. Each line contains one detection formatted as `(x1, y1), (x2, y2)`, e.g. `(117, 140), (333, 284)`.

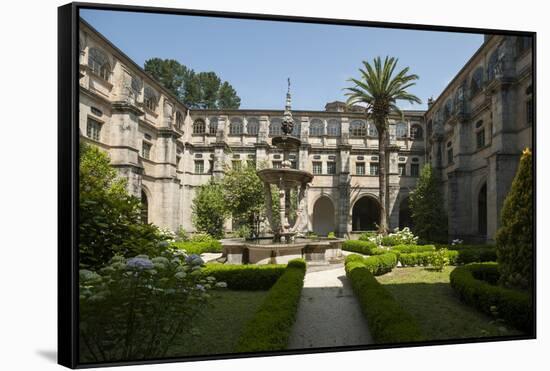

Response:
(79, 143), (167, 269)
(409, 163), (448, 243)
(222, 163), (265, 238)
(496, 148), (533, 290)
(191, 180), (228, 239)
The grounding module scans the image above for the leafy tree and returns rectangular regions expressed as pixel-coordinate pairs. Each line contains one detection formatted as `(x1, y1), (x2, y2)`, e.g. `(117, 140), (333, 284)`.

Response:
(144, 58), (241, 109)
(218, 81), (241, 109)
(79, 142), (167, 268)
(191, 180), (228, 239)
(345, 56), (421, 234)
(496, 148), (533, 290)
(409, 163), (448, 243)
(222, 163), (265, 237)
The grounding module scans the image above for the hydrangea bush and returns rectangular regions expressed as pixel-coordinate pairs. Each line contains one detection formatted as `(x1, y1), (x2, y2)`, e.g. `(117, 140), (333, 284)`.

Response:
(359, 227), (418, 246)
(79, 250), (225, 362)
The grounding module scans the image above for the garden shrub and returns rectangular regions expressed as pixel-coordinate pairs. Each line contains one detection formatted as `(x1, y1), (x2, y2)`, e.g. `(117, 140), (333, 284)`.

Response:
(381, 235), (400, 246)
(171, 240), (222, 255)
(450, 263), (533, 333)
(327, 232), (336, 239)
(235, 259), (306, 352)
(342, 240), (379, 255)
(496, 149), (533, 290)
(398, 250), (459, 267)
(344, 253), (397, 276)
(438, 244), (497, 264)
(79, 251), (223, 362)
(358, 231), (377, 241)
(192, 180), (228, 239)
(345, 260), (425, 344)
(429, 248), (450, 271)
(201, 263), (286, 290)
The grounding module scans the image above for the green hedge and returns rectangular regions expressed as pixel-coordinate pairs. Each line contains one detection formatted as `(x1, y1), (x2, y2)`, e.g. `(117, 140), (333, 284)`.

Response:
(438, 244), (497, 264)
(450, 263), (533, 333)
(343, 240), (388, 255)
(235, 259), (306, 352)
(202, 263), (286, 290)
(345, 260), (425, 344)
(345, 253), (397, 276)
(399, 250), (459, 267)
(171, 240), (222, 254)
(391, 244), (436, 255)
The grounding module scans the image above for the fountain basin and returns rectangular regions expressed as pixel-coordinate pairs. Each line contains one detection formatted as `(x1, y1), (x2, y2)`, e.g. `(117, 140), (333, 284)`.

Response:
(221, 238), (344, 265)
(256, 168), (313, 186)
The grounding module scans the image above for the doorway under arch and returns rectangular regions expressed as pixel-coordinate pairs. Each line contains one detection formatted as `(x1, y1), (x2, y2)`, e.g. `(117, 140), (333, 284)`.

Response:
(312, 196), (336, 236)
(399, 197), (413, 230)
(352, 196), (381, 231)
(478, 183), (487, 236)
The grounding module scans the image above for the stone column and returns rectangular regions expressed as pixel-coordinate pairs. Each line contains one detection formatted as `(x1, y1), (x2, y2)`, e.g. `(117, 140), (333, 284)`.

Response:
(337, 144), (352, 237)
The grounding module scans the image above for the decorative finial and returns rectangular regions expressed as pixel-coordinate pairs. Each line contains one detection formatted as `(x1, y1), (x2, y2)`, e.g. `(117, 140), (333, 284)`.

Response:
(281, 78), (294, 136)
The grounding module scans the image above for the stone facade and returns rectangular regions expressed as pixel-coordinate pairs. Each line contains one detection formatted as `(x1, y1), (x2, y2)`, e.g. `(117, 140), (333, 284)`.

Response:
(425, 34), (533, 242)
(78, 20), (532, 241)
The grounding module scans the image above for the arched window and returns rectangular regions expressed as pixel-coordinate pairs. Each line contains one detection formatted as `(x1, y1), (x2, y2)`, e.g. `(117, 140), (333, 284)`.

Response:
(143, 86), (158, 112)
(487, 50), (498, 81)
(209, 117), (218, 135)
(175, 111), (184, 130)
(396, 122), (407, 138)
(247, 118), (259, 135)
(350, 120), (367, 137)
(470, 67), (484, 96)
(327, 120), (341, 137)
(269, 119), (282, 135)
(410, 124), (423, 139)
(309, 119), (324, 136)
(88, 47), (110, 81)
(193, 119), (206, 134)
(368, 122), (378, 137)
(229, 118), (243, 135)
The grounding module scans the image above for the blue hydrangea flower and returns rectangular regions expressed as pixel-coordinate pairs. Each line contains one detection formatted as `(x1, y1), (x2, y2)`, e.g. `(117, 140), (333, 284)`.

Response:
(126, 257), (154, 270)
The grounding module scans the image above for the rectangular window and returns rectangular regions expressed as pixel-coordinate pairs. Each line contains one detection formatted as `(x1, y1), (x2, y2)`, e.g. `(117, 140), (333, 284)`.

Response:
(312, 162), (322, 175)
(208, 160), (214, 174)
(526, 99), (533, 124)
(398, 163), (406, 176)
(142, 142), (152, 160)
(232, 160), (241, 171)
(272, 161), (282, 169)
(447, 148), (454, 165)
(369, 162), (379, 176)
(476, 129), (486, 149)
(356, 162), (365, 175)
(290, 161), (297, 169)
(86, 117), (101, 141)
(194, 160), (204, 174)
(411, 164), (420, 177)
(327, 162), (336, 175)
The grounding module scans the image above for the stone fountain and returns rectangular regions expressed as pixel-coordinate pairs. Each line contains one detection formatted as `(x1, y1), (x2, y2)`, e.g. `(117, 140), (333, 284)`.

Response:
(221, 79), (343, 264)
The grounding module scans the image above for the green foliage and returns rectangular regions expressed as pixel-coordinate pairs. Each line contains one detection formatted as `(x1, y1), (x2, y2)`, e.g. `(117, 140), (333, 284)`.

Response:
(409, 164), (448, 243)
(175, 226), (190, 242)
(235, 259), (306, 352)
(79, 251), (222, 362)
(79, 143), (167, 269)
(496, 148), (533, 290)
(342, 240), (379, 255)
(450, 263), (533, 333)
(358, 231), (377, 241)
(171, 240), (222, 255)
(443, 244), (497, 264)
(222, 163), (265, 237)
(391, 244), (436, 255)
(144, 58), (241, 109)
(191, 180), (228, 239)
(429, 248), (450, 271)
(345, 252), (397, 276)
(381, 235), (400, 246)
(345, 259), (425, 344)
(327, 232), (336, 239)
(201, 263), (286, 290)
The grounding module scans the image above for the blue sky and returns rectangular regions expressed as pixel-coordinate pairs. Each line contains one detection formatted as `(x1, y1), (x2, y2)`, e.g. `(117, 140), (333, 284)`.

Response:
(81, 9), (484, 111)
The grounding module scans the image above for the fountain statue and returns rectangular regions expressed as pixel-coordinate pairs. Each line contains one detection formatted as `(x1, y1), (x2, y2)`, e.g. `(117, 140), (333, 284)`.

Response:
(221, 79), (343, 264)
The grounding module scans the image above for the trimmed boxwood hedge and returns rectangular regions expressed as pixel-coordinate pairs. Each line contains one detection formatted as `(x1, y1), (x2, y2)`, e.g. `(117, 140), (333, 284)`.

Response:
(235, 259), (306, 352)
(345, 260), (425, 344)
(436, 244), (497, 264)
(202, 263), (286, 290)
(449, 263), (533, 333)
(171, 240), (222, 254)
(342, 240), (378, 255)
(345, 253), (397, 276)
(399, 250), (459, 267)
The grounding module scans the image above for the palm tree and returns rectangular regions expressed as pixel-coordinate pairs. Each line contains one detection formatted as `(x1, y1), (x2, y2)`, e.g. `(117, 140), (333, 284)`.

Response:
(345, 56), (421, 235)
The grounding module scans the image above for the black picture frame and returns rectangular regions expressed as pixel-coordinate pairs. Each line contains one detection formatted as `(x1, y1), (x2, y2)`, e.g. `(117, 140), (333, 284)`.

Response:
(58, 2), (536, 369)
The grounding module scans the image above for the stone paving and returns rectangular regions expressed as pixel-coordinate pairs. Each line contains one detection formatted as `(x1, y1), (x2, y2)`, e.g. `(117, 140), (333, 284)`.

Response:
(288, 263), (373, 349)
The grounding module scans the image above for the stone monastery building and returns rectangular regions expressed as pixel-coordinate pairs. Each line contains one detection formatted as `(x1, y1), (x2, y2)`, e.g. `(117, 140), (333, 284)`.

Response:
(78, 20), (533, 242)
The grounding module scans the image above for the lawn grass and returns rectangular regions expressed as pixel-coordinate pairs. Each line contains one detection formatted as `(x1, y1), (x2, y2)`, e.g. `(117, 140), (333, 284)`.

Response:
(166, 290), (268, 357)
(376, 266), (522, 341)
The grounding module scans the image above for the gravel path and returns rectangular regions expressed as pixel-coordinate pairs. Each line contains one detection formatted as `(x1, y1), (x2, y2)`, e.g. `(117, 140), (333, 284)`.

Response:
(288, 264), (373, 349)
